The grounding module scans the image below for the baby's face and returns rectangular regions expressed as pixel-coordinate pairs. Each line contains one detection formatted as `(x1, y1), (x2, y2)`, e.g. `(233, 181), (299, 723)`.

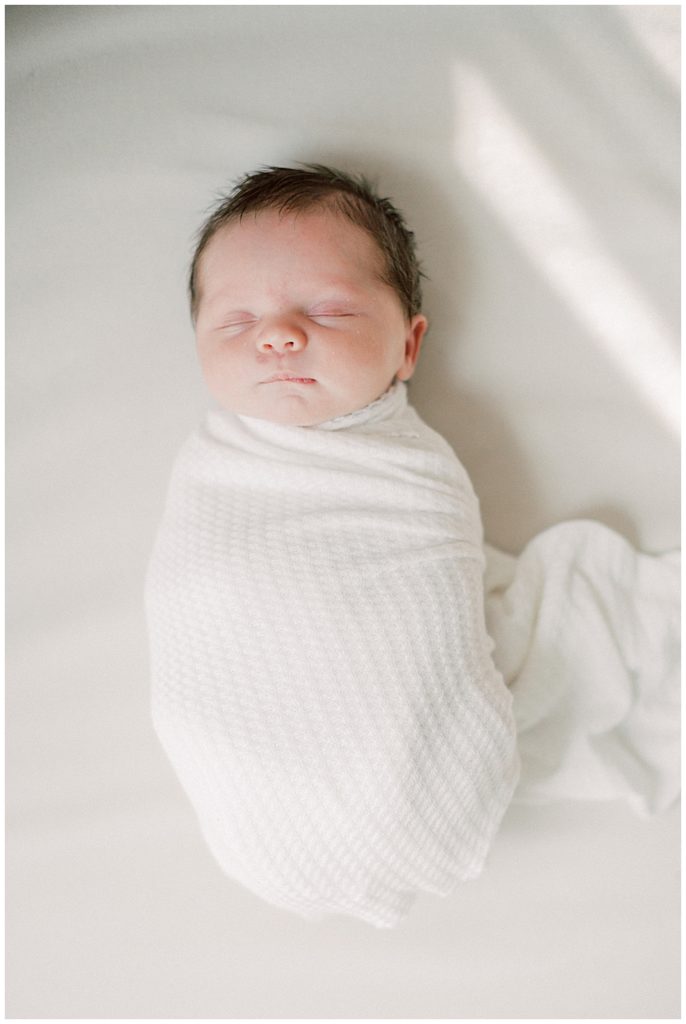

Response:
(193, 207), (428, 426)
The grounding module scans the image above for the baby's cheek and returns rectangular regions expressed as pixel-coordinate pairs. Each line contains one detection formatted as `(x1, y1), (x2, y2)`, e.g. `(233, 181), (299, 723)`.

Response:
(205, 340), (240, 378)
(202, 354), (239, 404)
(343, 335), (390, 374)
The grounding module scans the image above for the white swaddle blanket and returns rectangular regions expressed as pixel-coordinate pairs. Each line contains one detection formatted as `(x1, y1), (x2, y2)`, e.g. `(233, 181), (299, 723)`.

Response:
(484, 523), (680, 817)
(145, 383), (680, 926)
(145, 383), (520, 927)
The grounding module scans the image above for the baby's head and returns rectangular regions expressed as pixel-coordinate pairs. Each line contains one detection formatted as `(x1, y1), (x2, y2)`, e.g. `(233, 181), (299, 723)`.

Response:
(189, 165), (428, 426)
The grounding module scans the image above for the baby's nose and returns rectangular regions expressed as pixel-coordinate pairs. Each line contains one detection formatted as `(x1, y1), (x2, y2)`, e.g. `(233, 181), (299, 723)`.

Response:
(257, 322), (308, 354)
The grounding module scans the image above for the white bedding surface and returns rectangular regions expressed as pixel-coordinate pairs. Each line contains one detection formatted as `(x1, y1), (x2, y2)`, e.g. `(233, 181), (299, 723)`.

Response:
(6, 5), (680, 1019)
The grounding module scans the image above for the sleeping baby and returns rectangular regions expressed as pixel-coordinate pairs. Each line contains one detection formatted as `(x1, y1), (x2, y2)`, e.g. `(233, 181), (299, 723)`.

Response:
(145, 164), (520, 927)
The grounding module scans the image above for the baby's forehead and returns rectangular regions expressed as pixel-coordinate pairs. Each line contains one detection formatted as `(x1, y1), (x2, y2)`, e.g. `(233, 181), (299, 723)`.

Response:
(201, 206), (388, 284)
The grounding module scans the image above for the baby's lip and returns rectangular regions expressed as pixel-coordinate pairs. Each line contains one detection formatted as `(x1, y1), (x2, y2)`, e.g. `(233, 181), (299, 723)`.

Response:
(261, 373), (317, 384)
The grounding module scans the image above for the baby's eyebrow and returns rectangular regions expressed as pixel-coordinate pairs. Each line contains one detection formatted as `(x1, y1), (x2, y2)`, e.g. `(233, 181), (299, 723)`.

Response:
(210, 287), (366, 314)
(307, 284), (375, 307)
(307, 293), (358, 307)
(202, 294), (253, 318)
(209, 310), (257, 331)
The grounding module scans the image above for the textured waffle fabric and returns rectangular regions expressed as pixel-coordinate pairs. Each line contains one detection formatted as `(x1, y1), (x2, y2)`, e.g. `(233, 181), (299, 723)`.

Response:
(145, 384), (520, 926)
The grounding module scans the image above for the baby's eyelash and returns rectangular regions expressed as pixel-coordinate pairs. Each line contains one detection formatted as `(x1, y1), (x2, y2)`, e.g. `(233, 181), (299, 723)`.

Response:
(217, 318), (257, 332)
(308, 311), (355, 319)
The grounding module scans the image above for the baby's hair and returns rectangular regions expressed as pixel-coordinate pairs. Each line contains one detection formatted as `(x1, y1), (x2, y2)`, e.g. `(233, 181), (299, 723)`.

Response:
(188, 164), (424, 322)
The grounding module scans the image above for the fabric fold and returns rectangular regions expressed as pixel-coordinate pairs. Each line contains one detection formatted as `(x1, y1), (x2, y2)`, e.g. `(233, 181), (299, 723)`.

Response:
(484, 522), (680, 816)
(145, 385), (679, 926)
(145, 384), (520, 926)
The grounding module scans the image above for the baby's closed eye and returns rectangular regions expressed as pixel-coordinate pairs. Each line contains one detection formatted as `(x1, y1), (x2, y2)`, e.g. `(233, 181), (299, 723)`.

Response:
(307, 306), (359, 323)
(215, 314), (258, 334)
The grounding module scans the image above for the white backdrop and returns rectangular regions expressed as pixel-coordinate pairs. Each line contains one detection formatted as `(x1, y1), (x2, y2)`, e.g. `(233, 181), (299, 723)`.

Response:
(6, 5), (680, 1018)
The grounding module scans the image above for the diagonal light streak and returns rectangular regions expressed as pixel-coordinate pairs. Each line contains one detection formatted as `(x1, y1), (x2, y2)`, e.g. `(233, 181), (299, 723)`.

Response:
(618, 5), (680, 92)
(452, 64), (680, 434)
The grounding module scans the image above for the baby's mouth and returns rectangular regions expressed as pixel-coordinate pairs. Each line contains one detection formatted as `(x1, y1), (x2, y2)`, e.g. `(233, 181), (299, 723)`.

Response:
(261, 373), (317, 385)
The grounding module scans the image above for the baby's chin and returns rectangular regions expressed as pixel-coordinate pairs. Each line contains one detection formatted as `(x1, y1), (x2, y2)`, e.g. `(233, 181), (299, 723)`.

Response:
(219, 389), (378, 428)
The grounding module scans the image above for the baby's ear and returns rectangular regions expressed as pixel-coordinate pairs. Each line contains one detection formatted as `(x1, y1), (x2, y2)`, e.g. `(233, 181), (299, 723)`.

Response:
(397, 314), (429, 381)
